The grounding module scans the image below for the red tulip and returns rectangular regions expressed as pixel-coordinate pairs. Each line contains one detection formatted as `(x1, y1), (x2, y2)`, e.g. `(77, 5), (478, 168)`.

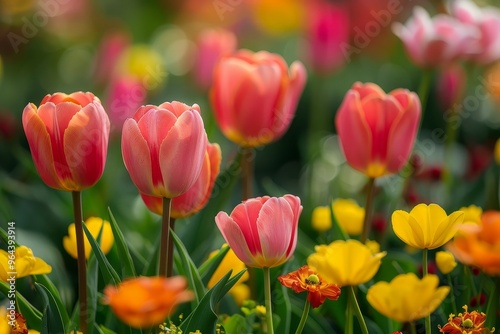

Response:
(210, 50), (306, 147)
(121, 101), (207, 198)
(335, 82), (421, 178)
(141, 142), (222, 218)
(22, 92), (110, 191)
(215, 195), (302, 268)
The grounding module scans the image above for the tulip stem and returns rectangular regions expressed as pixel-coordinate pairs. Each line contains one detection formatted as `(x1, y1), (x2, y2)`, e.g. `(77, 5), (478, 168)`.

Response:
(346, 287), (353, 334)
(410, 321), (417, 334)
(422, 248), (431, 334)
(417, 69), (432, 129)
(447, 273), (457, 316)
(159, 197), (172, 277)
(167, 218), (176, 277)
(295, 300), (310, 334)
(361, 178), (376, 244)
(72, 191), (88, 334)
(348, 286), (368, 334)
(485, 276), (499, 329)
(263, 267), (274, 334)
(241, 146), (254, 201)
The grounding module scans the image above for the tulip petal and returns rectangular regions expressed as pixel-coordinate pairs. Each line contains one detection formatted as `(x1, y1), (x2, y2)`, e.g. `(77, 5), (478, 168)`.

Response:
(430, 210), (464, 249)
(215, 212), (256, 266)
(230, 198), (268, 255)
(392, 210), (420, 248)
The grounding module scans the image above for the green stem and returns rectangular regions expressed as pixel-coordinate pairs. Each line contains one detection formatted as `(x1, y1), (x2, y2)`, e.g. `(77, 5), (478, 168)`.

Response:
(447, 273), (457, 316)
(361, 178), (376, 244)
(346, 287), (353, 334)
(348, 286), (368, 334)
(417, 69), (432, 130)
(423, 249), (431, 334)
(263, 267), (274, 334)
(485, 276), (499, 329)
(72, 191), (87, 334)
(294, 299), (310, 334)
(241, 146), (254, 201)
(410, 321), (417, 334)
(166, 218), (176, 277)
(158, 197), (172, 277)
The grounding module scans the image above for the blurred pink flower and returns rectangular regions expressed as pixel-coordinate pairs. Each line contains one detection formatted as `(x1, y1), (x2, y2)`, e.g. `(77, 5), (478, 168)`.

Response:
(436, 64), (466, 111)
(450, 0), (500, 64)
(194, 28), (237, 90)
(106, 76), (146, 132)
(121, 101), (207, 198)
(305, 0), (349, 73)
(93, 31), (130, 86)
(392, 6), (479, 67)
(215, 195), (302, 268)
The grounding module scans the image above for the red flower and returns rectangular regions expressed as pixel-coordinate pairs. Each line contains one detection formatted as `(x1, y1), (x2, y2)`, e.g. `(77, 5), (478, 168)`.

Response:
(439, 305), (495, 334)
(278, 265), (341, 308)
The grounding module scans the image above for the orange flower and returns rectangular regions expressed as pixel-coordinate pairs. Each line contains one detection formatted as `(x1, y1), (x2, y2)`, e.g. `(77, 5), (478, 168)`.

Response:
(103, 276), (194, 328)
(438, 305), (495, 334)
(447, 210), (500, 275)
(278, 265), (341, 308)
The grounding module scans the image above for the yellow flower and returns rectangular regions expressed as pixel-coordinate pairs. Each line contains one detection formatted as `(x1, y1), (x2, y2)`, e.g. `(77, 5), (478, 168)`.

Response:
(365, 240), (381, 254)
(495, 138), (500, 165)
(367, 273), (449, 323)
(332, 199), (364, 236)
(116, 45), (165, 90)
(392, 203), (464, 249)
(0, 307), (10, 334)
(250, 0), (304, 36)
(0, 246), (52, 281)
(436, 251), (457, 275)
(307, 239), (386, 286)
(459, 205), (483, 225)
(311, 206), (332, 232)
(207, 244), (249, 305)
(63, 217), (114, 259)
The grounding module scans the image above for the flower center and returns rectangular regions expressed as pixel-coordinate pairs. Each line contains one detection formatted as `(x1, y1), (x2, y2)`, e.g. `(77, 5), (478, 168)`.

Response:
(305, 274), (320, 285)
(462, 319), (474, 329)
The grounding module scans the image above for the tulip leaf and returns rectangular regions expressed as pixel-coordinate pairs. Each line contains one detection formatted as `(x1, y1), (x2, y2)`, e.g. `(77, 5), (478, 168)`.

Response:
(36, 282), (66, 334)
(171, 229), (205, 304)
(33, 274), (70, 329)
(221, 314), (248, 334)
(82, 223), (121, 285)
(142, 233), (160, 276)
(198, 244), (230, 284)
(107, 208), (136, 278)
(180, 269), (247, 333)
(0, 281), (42, 329)
(87, 254), (99, 334)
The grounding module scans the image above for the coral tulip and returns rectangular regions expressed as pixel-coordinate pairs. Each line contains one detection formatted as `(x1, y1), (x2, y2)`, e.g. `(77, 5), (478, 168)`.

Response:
(103, 276), (194, 328)
(63, 217), (114, 259)
(367, 273), (450, 323)
(0, 246), (52, 281)
(22, 92), (110, 191)
(307, 239), (386, 286)
(215, 195), (302, 268)
(447, 210), (500, 275)
(392, 203), (464, 250)
(210, 50), (306, 147)
(392, 6), (479, 67)
(121, 101), (207, 198)
(140, 142), (221, 219)
(335, 82), (421, 178)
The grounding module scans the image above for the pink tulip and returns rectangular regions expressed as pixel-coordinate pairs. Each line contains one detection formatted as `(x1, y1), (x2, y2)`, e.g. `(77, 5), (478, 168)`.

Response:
(215, 195), (302, 268)
(392, 6), (479, 67)
(436, 64), (466, 111)
(335, 82), (421, 178)
(194, 28), (237, 90)
(106, 76), (146, 131)
(210, 50), (307, 147)
(122, 101), (207, 198)
(22, 92), (110, 191)
(305, 0), (349, 73)
(141, 142), (222, 218)
(93, 31), (130, 85)
(450, 0), (500, 65)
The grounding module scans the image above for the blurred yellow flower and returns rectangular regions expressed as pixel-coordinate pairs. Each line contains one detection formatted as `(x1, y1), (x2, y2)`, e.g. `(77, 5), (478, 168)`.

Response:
(207, 244), (249, 305)
(495, 139), (500, 165)
(0, 307), (9, 334)
(367, 273), (449, 323)
(311, 206), (331, 232)
(436, 251), (457, 275)
(459, 205), (483, 225)
(392, 203), (464, 249)
(307, 239), (386, 286)
(332, 199), (364, 236)
(116, 45), (166, 90)
(250, 0), (304, 36)
(0, 246), (52, 281)
(365, 240), (381, 254)
(63, 217), (114, 260)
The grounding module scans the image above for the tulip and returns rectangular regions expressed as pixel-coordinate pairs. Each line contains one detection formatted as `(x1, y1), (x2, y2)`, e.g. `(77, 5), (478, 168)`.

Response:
(215, 195), (302, 268)
(250, 0), (304, 36)
(367, 273), (450, 323)
(0, 246), (52, 281)
(103, 276), (194, 328)
(436, 64), (466, 111)
(392, 6), (479, 67)
(22, 92), (110, 192)
(210, 50), (306, 148)
(450, 0), (500, 65)
(140, 142), (221, 219)
(307, 239), (386, 286)
(392, 203), (464, 250)
(194, 28), (237, 90)
(311, 206), (332, 233)
(63, 217), (114, 259)
(436, 251), (458, 275)
(335, 82), (421, 178)
(332, 199), (364, 236)
(459, 204), (483, 224)
(106, 76), (146, 131)
(121, 101), (208, 198)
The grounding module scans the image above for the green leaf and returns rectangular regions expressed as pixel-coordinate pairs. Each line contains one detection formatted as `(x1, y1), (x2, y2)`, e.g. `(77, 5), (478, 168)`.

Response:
(180, 269), (247, 333)
(87, 253), (99, 334)
(36, 283), (66, 334)
(33, 274), (70, 328)
(0, 281), (42, 329)
(142, 233), (160, 276)
(108, 208), (136, 278)
(221, 314), (249, 334)
(82, 223), (121, 285)
(198, 244), (229, 284)
(171, 229), (205, 304)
